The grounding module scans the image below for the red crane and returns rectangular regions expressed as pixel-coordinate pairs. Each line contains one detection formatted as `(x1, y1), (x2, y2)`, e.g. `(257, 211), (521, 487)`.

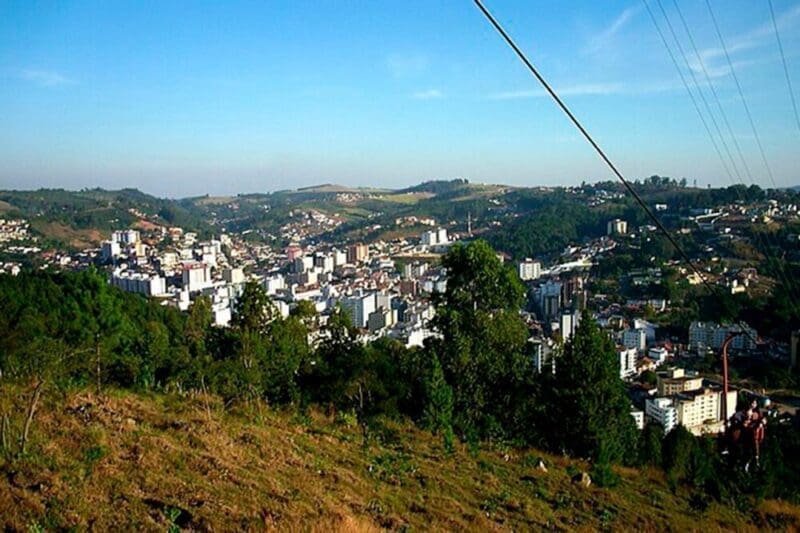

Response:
(721, 331), (766, 466)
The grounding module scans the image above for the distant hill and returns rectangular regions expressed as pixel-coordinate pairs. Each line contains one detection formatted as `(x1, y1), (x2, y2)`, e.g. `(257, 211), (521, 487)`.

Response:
(293, 183), (391, 195)
(400, 178), (472, 195)
(2, 387), (797, 531)
(0, 188), (213, 247)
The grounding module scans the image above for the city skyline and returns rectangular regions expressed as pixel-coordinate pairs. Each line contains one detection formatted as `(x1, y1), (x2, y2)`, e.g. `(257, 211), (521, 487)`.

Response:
(2, 0), (800, 197)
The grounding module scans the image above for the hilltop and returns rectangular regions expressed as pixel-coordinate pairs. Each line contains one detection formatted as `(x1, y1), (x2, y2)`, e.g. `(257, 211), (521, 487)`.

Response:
(2, 387), (798, 531)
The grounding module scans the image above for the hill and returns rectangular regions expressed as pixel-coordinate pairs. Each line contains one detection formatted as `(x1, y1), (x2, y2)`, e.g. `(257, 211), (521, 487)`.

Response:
(2, 388), (797, 531)
(0, 188), (212, 247)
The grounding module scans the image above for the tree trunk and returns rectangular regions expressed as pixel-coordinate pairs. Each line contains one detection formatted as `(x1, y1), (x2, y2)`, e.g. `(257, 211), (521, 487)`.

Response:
(95, 334), (102, 394)
(21, 380), (44, 455)
(1, 413), (8, 452)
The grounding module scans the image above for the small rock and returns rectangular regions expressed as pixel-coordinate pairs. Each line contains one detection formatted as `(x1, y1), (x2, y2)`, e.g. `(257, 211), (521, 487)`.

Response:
(572, 472), (591, 487)
(122, 417), (137, 430)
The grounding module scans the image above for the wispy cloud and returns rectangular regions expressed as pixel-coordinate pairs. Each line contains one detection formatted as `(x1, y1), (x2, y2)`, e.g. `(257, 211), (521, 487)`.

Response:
(18, 69), (75, 87)
(584, 5), (641, 54)
(411, 89), (443, 100)
(691, 3), (800, 78)
(489, 83), (624, 100)
(488, 80), (682, 100)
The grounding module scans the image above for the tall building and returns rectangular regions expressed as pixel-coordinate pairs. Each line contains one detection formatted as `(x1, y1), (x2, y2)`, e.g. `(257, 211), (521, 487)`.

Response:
(518, 259), (542, 281)
(222, 267), (244, 284)
(646, 369), (738, 436)
(622, 328), (647, 352)
(112, 229), (140, 245)
(618, 347), (637, 379)
(182, 262), (211, 292)
(346, 243), (368, 264)
(559, 310), (580, 341)
(645, 397), (678, 433)
(421, 228), (449, 246)
(536, 280), (563, 320)
(688, 321), (757, 352)
(111, 271), (166, 297)
(606, 219), (628, 236)
(341, 291), (376, 329)
(656, 368), (703, 396)
(101, 240), (121, 261)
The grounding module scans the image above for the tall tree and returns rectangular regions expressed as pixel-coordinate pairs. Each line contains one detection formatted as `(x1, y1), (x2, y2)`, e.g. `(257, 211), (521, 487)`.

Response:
(544, 310), (638, 463)
(432, 240), (534, 441)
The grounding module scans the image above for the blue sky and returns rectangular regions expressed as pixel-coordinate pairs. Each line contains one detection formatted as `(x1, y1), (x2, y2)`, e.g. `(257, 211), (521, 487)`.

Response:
(1, 0), (799, 197)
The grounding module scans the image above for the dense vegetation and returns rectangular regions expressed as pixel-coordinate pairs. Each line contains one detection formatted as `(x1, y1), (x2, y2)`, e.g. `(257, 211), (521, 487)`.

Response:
(1, 240), (800, 523)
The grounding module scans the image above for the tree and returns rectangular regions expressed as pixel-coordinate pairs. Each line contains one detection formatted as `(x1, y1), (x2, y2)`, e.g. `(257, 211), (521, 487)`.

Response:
(301, 305), (364, 410)
(231, 281), (276, 334)
(544, 310), (638, 463)
(185, 295), (212, 357)
(70, 268), (125, 392)
(432, 240), (535, 441)
(422, 355), (453, 433)
(640, 423), (664, 467)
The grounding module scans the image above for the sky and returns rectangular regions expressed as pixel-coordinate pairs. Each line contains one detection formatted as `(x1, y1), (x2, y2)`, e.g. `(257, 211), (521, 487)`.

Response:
(1, 0), (799, 197)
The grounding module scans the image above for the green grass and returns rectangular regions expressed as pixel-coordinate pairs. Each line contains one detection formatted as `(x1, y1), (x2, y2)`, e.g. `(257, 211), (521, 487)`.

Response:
(0, 387), (798, 531)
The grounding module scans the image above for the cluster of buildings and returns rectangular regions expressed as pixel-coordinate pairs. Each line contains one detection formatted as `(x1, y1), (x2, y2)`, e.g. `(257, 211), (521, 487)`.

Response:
(642, 368), (738, 435)
(94, 223), (459, 348)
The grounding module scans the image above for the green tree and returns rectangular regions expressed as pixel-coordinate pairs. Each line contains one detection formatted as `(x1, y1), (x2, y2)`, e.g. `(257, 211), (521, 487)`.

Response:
(544, 310), (638, 463)
(640, 423), (664, 467)
(422, 355), (453, 432)
(432, 240), (535, 441)
(231, 281), (276, 334)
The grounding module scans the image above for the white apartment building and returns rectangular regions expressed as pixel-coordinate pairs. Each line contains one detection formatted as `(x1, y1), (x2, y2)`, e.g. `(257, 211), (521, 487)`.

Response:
(111, 271), (166, 297)
(606, 219), (628, 236)
(631, 409), (645, 430)
(622, 328), (648, 352)
(421, 228), (449, 247)
(222, 267), (244, 284)
(645, 397), (678, 433)
(263, 274), (285, 296)
(341, 291), (376, 329)
(648, 346), (669, 365)
(618, 346), (637, 379)
(689, 321), (757, 352)
(101, 240), (121, 261)
(560, 310), (580, 342)
(182, 262), (211, 292)
(112, 229), (140, 245)
(518, 259), (542, 281)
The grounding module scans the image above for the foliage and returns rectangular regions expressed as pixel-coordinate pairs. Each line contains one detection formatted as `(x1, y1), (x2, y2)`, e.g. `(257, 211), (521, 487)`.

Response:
(541, 310), (638, 464)
(431, 240), (535, 442)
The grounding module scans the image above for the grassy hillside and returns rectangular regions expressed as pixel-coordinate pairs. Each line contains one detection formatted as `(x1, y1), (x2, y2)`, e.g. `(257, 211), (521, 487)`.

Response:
(0, 189), (212, 247)
(2, 387), (798, 531)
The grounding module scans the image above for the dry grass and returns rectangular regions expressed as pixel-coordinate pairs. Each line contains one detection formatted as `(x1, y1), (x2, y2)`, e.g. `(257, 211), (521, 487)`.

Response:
(1, 388), (798, 531)
(29, 221), (103, 248)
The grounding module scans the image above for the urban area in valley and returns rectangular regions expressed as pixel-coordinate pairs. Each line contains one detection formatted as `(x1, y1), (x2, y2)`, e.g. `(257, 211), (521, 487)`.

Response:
(1, 178), (798, 437)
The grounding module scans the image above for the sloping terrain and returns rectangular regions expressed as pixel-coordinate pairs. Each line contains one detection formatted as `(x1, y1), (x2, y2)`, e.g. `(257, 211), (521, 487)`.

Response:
(2, 388), (798, 531)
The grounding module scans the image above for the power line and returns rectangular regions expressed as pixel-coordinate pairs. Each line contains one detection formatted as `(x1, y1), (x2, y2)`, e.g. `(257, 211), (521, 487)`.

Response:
(676, 0), (800, 315)
(671, 0), (754, 184)
(473, 0), (714, 295)
(768, 0), (800, 133)
(654, 0), (743, 182)
(645, 0), (800, 323)
(704, 0), (778, 189)
(674, 0), (800, 299)
(642, 0), (734, 182)
(473, 0), (761, 347)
